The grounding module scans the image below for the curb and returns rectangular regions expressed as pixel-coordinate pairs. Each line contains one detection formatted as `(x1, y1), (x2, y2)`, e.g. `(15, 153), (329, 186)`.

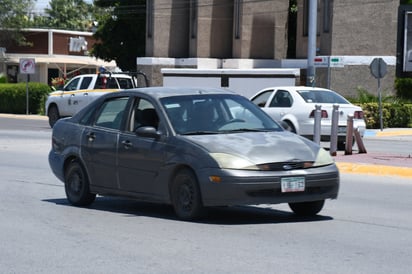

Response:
(336, 162), (412, 178)
(0, 114), (48, 120)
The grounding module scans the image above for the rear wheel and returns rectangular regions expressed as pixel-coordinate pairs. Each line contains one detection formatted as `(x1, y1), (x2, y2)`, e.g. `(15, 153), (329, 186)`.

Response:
(288, 200), (325, 216)
(48, 105), (60, 128)
(64, 161), (96, 206)
(281, 120), (296, 133)
(171, 169), (204, 221)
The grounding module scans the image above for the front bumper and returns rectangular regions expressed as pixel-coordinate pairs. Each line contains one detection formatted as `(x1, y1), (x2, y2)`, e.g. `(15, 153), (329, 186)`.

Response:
(197, 164), (339, 207)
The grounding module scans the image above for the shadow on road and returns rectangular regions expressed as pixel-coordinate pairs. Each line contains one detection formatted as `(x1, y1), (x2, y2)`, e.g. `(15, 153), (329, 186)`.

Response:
(43, 196), (333, 225)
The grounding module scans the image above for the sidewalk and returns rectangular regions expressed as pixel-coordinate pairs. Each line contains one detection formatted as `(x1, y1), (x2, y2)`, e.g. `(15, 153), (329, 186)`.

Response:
(334, 128), (412, 178)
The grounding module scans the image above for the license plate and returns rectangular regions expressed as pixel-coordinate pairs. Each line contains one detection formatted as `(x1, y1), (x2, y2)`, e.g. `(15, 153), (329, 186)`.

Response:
(281, 177), (305, 193)
(338, 126), (346, 134)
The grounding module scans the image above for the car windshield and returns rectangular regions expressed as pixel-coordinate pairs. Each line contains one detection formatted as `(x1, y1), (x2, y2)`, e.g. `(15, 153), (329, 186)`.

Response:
(160, 94), (282, 135)
(297, 89), (349, 104)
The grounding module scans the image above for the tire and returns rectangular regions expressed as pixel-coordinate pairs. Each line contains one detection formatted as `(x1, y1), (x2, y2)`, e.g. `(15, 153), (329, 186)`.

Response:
(337, 138), (355, 151)
(64, 161), (96, 206)
(281, 120), (296, 133)
(171, 169), (204, 221)
(288, 200), (325, 216)
(48, 105), (60, 128)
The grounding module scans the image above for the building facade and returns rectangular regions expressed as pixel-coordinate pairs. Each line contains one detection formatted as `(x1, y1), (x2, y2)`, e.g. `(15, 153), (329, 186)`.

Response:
(0, 28), (116, 85)
(138, 0), (400, 97)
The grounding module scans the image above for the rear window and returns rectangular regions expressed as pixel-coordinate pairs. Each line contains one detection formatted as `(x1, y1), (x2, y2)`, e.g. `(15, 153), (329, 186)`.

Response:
(297, 89), (349, 104)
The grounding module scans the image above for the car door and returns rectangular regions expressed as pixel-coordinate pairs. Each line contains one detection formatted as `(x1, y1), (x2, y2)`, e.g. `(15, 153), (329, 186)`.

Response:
(117, 97), (166, 195)
(58, 77), (81, 115)
(262, 89), (294, 121)
(81, 96), (130, 190)
(68, 76), (95, 114)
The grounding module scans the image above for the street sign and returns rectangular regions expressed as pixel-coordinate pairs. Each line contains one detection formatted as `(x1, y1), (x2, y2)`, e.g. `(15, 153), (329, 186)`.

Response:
(19, 58), (36, 74)
(314, 57), (328, 67)
(370, 57), (387, 131)
(370, 58), (387, 79)
(329, 57), (344, 67)
(314, 56), (344, 68)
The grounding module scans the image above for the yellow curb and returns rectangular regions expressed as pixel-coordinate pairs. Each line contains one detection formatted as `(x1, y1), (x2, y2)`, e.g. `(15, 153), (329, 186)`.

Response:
(336, 162), (412, 178)
(376, 130), (412, 137)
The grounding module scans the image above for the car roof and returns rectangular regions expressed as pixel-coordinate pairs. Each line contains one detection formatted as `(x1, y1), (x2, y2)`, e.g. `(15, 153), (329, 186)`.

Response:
(119, 86), (238, 100)
(263, 86), (337, 92)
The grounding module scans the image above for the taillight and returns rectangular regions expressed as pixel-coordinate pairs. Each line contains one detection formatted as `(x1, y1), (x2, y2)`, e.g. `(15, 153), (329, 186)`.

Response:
(354, 111), (364, 119)
(309, 109), (328, 118)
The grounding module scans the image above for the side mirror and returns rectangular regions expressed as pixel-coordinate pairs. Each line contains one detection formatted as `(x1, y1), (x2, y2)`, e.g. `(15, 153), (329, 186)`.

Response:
(135, 126), (160, 139)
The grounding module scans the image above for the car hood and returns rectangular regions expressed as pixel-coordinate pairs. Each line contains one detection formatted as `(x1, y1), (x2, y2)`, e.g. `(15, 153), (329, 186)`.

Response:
(183, 131), (319, 164)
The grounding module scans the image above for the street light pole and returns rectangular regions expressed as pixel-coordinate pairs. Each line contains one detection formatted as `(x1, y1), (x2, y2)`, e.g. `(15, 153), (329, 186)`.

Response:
(306, 0), (317, 87)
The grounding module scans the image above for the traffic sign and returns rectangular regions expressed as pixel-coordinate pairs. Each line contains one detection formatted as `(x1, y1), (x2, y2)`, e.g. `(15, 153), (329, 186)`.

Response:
(370, 58), (387, 79)
(19, 58), (36, 74)
(314, 56), (344, 68)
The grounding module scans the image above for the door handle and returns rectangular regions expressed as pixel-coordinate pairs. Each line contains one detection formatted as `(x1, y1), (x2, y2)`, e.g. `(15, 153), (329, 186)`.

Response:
(121, 140), (133, 149)
(86, 132), (96, 142)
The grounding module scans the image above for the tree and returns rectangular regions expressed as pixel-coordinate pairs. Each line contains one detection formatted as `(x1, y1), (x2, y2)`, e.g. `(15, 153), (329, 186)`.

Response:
(92, 0), (146, 71)
(0, 0), (34, 48)
(41, 0), (96, 31)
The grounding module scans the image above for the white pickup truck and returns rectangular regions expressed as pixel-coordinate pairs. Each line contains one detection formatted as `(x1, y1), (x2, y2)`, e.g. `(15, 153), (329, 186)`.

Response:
(45, 73), (138, 127)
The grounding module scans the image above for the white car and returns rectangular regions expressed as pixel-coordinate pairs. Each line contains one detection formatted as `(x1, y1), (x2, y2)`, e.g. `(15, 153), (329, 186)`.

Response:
(250, 86), (366, 150)
(45, 73), (137, 127)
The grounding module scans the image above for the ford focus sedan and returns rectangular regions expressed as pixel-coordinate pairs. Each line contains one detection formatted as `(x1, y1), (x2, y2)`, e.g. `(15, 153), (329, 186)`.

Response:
(49, 87), (339, 220)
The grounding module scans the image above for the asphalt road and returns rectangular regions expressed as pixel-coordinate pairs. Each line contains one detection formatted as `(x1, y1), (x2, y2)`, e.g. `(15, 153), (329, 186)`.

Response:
(1, 115), (412, 273)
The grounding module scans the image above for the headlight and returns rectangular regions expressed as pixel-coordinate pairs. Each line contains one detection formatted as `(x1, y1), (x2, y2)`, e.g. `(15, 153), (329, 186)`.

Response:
(313, 148), (334, 167)
(210, 153), (259, 170)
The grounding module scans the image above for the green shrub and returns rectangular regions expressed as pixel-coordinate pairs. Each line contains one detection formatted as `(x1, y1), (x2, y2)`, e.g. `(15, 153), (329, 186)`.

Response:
(395, 78), (412, 100)
(358, 102), (412, 129)
(0, 82), (51, 114)
(0, 73), (6, 83)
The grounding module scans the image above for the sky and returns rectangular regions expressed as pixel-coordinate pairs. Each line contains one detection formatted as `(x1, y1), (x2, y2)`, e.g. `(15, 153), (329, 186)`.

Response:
(33, 0), (93, 14)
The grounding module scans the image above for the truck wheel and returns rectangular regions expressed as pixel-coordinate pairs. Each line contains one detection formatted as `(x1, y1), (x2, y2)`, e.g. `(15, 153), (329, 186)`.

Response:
(48, 105), (60, 128)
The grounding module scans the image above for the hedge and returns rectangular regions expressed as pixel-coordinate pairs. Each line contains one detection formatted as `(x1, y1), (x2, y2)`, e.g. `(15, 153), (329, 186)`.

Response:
(0, 82), (51, 114)
(359, 103), (412, 128)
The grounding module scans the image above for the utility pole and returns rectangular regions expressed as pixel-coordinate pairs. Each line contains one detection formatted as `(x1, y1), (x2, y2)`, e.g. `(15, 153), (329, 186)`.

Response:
(306, 0), (318, 87)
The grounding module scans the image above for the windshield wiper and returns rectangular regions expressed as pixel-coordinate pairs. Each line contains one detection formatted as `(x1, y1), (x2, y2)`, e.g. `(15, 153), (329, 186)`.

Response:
(182, 131), (220, 135)
(220, 128), (268, 133)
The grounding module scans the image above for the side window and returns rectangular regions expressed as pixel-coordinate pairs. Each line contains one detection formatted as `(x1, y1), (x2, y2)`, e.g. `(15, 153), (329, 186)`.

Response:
(94, 97), (129, 130)
(251, 90), (273, 107)
(269, 90), (293, 108)
(118, 78), (134, 89)
(64, 78), (80, 91)
(129, 98), (159, 131)
(107, 78), (119, 89)
(80, 77), (93, 89)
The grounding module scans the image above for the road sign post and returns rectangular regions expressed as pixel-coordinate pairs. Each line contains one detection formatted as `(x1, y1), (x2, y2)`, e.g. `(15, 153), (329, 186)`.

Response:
(19, 58), (36, 115)
(370, 58), (387, 131)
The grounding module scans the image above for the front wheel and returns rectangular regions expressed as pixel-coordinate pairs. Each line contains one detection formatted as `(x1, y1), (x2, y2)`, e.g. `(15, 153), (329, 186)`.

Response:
(171, 169), (204, 221)
(288, 200), (325, 216)
(64, 161), (96, 206)
(48, 105), (60, 128)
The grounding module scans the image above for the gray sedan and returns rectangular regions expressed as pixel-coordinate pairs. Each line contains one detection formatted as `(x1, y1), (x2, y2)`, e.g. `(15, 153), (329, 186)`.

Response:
(49, 87), (339, 220)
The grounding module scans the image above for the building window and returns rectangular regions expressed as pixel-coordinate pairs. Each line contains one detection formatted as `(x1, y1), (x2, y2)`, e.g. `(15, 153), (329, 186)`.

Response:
(234, 0), (242, 39)
(303, 0), (320, 37)
(323, 0), (331, 33)
(190, 0), (198, 39)
(147, 0), (153, 38)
